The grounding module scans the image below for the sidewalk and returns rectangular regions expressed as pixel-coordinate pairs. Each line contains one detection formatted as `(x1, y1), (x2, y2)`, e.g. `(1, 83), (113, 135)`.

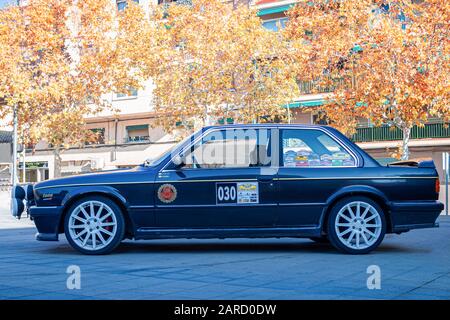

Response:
(0, 191), (34, 230)
(439, 185), (449, 215)
(0, 216), (449, 299)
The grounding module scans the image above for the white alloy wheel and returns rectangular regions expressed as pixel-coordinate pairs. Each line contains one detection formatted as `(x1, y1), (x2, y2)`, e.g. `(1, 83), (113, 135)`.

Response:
(334, 201), (382, 250)
(68, 200), (118, 251)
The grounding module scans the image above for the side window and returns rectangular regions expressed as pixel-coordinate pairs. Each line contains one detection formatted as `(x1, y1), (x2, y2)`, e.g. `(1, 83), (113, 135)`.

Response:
(182, 128), (271, 169)
(281, 129), (355, 167)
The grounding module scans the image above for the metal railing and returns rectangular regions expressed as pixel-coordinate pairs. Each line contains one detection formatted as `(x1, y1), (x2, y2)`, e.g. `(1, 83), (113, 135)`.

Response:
(298, 77), (346, 95)
(125, 136), (150, 143)
(352, 122), (450, 143)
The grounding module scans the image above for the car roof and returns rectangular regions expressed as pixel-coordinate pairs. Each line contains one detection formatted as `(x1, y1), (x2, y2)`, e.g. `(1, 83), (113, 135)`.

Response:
(203, 124), (331, 130)
(199, 123), (381, 168)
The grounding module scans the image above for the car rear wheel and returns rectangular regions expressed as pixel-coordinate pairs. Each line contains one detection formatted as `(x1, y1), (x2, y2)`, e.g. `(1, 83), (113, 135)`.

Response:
(327, 196), (386, 254)
(64, 196), (125, 255)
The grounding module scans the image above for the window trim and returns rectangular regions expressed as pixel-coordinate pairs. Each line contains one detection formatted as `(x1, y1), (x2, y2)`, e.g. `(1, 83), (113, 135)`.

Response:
(112, 86), (138, 101)
(160, 126), (360, 172)
(279, 128), (358, 168)
(161, 127), (273, 171)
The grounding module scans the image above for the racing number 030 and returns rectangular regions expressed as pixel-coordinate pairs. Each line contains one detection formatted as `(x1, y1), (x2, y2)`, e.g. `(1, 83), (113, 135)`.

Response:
(217, 184), (236, 202)
(216, 183), (237, 204)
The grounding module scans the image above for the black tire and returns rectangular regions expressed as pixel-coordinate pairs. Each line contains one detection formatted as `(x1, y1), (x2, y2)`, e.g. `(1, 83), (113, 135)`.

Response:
(64, 196), (125, 255)
(327, 196), (386, 254)
(309, 236), (329, 244)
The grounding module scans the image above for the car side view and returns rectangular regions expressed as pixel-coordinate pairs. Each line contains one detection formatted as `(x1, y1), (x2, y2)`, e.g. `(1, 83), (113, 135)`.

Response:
(11, 124), (443, 255)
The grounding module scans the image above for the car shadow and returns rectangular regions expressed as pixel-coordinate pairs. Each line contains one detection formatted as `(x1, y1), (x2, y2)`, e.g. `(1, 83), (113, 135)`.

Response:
(107, 239), (429, 255)
(115, 239), (338, 254)
(2, 227), (428, 255)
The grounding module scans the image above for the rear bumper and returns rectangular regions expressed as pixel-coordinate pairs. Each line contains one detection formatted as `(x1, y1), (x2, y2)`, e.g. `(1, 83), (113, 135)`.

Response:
(29, 206), (63, 241)
(390, 201), (443, 233)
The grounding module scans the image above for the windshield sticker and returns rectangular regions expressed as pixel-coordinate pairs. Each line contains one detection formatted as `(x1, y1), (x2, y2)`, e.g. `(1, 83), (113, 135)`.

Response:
(343, 158), (355, 166)
(283, 150), (297, 167)
(295, 151), (310, 167)
(283, 150), (353, 167)
(308, 153), (321, 166)
(332, 152), (351, 160)
(320, 154), (333, 166)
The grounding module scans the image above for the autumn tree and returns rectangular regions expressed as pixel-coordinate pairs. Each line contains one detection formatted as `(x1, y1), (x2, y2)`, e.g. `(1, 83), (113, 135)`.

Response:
(0, 0), (145, 177)
(285, 0), (449, 159)
(144, 0), (299, 133)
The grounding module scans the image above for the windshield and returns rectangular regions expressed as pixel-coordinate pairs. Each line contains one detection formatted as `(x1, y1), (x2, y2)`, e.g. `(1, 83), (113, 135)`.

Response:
(143, 133), (194, 167)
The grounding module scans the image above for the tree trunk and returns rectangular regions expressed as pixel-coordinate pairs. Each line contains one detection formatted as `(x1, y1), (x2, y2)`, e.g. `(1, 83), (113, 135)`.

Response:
(401, 126), (411, 160)
(53, 148), (62, 178)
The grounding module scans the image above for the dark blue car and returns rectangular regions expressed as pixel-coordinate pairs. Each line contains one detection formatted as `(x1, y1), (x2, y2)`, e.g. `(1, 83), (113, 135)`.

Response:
(11, 124), (443, 255)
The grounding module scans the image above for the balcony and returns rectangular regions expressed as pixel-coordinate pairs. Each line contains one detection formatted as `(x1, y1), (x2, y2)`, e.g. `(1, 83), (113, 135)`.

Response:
(298, 77), (346, 95)
(352, 122), (450, 143)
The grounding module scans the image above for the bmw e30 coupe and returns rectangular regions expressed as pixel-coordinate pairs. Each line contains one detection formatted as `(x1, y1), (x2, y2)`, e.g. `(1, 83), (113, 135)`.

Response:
(11, 124), (443, 255)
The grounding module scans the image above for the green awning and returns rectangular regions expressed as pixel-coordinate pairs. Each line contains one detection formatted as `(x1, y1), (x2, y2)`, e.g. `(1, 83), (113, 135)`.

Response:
(126, 124), (148, 131)
(257, 4), (295, 16)
(218, 118), (234, 125)
(284, 100), (324, 108)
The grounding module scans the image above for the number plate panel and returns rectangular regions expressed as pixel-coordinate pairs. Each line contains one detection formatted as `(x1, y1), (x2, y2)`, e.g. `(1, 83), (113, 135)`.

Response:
(216, 182), (259, 205)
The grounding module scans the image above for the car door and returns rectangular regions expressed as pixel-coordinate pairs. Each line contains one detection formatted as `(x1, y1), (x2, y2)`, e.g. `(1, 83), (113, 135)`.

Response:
(154, 127), (278, 228)
(276, 128), (359, 227)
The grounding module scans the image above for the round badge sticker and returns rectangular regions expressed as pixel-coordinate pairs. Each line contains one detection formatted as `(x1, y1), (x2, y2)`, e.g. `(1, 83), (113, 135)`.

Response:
(158, 184), (177, 203)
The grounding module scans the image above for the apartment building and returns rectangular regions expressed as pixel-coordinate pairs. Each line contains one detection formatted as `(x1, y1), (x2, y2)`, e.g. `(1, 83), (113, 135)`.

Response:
(256, 0), (449, 178)
(6, 0), (168, 183)
(15, 0), (261, 183)
(19, 78), (178, 182)
(2, 0), (448, 195)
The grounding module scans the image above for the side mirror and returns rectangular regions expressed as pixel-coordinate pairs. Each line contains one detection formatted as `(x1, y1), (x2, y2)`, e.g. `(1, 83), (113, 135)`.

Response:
(172, 154), (186, 169)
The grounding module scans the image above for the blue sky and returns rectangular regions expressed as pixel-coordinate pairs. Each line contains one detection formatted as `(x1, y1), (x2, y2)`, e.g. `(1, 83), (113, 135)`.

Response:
(0, 0), (17, 9)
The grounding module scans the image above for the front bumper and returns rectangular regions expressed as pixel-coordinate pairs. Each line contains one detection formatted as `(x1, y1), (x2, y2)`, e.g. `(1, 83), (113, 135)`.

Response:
(29, 206), (64, 241)
(390, 201), (444, 233)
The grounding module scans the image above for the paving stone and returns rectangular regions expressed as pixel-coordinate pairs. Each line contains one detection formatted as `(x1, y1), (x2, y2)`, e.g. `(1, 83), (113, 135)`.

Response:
(0, 207), (449, 299)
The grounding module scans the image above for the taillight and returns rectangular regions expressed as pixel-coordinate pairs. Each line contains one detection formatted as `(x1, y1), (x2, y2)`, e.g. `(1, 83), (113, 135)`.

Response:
(435, 178), (440, 193)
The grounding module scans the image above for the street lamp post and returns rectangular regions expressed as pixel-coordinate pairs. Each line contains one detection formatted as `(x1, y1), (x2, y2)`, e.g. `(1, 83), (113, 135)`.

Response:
(22, 142), (26, 183)
(11, 105), (18, 187)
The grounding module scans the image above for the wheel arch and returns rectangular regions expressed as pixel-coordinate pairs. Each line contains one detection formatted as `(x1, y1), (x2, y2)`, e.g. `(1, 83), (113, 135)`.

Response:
(58, 187), (134, 236)
(319, 186), (393, 234)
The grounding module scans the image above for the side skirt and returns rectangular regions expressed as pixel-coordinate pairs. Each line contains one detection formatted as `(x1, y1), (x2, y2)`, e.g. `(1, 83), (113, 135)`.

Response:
(134, 226), (321, 240)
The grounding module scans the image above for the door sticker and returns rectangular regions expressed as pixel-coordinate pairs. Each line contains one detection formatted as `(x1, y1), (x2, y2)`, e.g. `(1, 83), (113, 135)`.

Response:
(216, 182), (259, 205)
(158, 183), (178, 203)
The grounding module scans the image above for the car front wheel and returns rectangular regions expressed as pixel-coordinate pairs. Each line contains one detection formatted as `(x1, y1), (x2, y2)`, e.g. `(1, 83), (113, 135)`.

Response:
(327, 197), (386, 254)
(64, 196), (125, 255)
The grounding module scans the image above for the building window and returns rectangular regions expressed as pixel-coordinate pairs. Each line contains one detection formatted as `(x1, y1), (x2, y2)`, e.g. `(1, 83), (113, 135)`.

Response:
(262, 18), (288, 32)
(117, 0), (139, 11)
(158, 0), (180, 4)
(114, 87), (138, 100)
(125, 124), (150, 143)
(312, 112), (328, 125)
(18, 161), (49, 183)
(87, 128), (105, 145)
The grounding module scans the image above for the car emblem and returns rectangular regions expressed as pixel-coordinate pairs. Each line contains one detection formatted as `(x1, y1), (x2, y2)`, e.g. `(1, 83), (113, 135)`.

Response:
(158, 184), (177, 203)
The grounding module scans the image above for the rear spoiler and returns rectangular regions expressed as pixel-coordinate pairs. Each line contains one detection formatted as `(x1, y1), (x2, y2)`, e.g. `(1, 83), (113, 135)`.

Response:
(388, 160), (436, 168)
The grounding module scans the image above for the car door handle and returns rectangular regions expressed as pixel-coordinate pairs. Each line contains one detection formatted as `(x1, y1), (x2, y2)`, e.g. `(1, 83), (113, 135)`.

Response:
(258, 176), (274, 182)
